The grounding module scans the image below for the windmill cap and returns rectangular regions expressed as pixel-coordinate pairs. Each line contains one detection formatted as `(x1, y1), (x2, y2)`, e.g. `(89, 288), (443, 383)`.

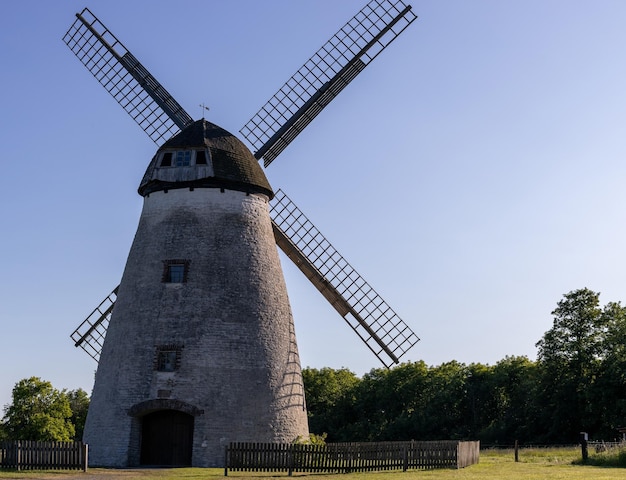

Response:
(138, 119), (273, 198)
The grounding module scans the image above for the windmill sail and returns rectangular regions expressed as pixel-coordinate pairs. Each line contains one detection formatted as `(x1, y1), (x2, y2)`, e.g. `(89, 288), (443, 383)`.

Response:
(271, 190), (419, 367)
(70, 286), (118, 362)
(240, 0), (417, 167)
(65, 4), (419, 368)
(63, 8), (193, 145)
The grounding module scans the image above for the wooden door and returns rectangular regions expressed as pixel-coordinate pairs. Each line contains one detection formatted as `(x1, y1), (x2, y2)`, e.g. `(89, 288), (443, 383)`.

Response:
(140, 410), (194, 466)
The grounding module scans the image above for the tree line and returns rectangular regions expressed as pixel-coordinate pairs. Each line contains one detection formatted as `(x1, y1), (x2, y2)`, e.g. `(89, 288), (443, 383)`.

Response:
(303, 288), (626, 445)
(2, 288), (625, 445)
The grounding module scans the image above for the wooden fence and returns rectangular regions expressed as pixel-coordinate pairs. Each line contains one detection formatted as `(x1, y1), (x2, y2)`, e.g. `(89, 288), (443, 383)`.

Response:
(458, 440), (480, 468)
(225, 440), (480, 475)
(0, 441), (87, 471)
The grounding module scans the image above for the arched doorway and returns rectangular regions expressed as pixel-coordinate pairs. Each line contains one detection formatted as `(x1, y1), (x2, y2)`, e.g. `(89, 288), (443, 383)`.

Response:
(140, 410), (194, 466)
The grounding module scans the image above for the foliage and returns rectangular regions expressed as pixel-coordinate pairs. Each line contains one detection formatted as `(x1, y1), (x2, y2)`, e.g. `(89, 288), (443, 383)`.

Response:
(293, 432), (327, 445)
(302, 287), (626, 447)
(303, 357), (540, 444)
(593, 301), (626, 438)
(535, 289), (626, 442)
(1, 377), (75, 441)
(65, 388), (90, 440)
(301, 367), (359, 441)
(535, 289), (604, 441)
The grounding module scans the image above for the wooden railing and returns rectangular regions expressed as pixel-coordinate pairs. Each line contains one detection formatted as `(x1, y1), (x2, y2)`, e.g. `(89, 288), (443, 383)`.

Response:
(0, 441), (87, 471)
(225, 440), (480, 475)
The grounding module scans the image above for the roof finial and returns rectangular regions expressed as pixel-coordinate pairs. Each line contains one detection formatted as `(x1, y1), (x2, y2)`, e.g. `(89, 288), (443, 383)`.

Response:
(199, 103), (210, 120)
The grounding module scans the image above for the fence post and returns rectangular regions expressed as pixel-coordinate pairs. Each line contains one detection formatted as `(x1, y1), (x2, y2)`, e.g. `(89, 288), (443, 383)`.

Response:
(82, 443), (88, 472)
(16, 441), (21, 472)
(514, 440), (519, 462)
(223, 444), (228, 477)
(580, 432), (588, 463)
(403, 442), (409, 472)
(287, 443), (294, 476)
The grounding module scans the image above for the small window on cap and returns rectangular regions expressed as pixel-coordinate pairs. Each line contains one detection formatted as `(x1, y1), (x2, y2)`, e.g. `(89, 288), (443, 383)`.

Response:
(196, 150), (208, 165)
(160, 152), (172, 167)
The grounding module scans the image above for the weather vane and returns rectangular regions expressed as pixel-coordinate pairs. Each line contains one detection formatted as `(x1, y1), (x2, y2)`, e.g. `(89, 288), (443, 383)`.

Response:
(199, 103), (210, 119)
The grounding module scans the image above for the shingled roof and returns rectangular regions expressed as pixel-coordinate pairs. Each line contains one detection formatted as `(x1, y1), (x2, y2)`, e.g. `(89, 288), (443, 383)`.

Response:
(138, 119), (273, 198)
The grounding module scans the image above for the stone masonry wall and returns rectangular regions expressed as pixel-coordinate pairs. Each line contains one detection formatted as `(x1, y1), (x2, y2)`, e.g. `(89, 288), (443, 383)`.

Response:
(83, 188), (309, 467)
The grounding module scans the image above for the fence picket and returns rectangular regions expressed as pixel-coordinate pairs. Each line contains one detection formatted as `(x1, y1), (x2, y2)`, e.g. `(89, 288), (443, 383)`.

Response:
(0, 441), (86, 471)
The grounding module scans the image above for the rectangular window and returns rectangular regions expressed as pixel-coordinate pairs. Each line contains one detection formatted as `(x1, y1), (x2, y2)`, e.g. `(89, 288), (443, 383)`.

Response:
(175, 151), (191, 167)
(157, 350), (177, 372)
(154, 344), (183, 371)
(160, 152), (172, 167)
(162, 259), (190, 283)
(196, 150), (207, 165)
(168, 264), (185, 283)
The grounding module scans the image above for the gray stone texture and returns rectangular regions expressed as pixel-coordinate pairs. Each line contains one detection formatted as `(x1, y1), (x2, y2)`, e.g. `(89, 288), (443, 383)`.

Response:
(83, 188), (309, 467)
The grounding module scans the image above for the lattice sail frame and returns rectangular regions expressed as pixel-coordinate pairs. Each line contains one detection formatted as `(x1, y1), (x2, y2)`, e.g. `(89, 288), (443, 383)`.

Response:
(64, 3), (420, 366)
(70, 286), (119, 362)
(240, 0), (417, 167)
(63, 8), (193, 145)
(270, 190), (419, 367)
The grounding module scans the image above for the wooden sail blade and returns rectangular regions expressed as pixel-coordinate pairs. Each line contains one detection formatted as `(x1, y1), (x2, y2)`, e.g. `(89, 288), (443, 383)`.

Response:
(63, 8), (193, 145)
(270, 190), (419, 368)
(240, 0), (417, 168)
(70, 286), (118, 362)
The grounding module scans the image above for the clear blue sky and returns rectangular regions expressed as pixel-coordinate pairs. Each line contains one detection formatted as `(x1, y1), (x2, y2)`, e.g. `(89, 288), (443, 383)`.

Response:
(2, 0), (626, 409)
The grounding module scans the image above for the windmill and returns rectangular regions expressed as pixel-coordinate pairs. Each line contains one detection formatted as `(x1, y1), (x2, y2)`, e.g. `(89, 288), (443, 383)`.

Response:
(63, 1), (419, 468)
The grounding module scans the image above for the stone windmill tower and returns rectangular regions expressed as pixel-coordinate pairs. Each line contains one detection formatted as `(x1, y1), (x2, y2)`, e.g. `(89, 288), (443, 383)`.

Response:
(64, 0), (419, 468)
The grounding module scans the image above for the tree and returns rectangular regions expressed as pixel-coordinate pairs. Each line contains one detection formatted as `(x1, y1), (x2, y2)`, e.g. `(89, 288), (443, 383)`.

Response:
(376, 361), (431, 440)
(302, 367), (359, 441)
(535, 288), (609, 441)
(418, 361), (469, 440)
(344, 362), (432, 442)
(1, 377), (75, 441)
(486, 356), (539, 443)
(66, 389), (90, 440)
(464, 362), (497, 439)
(592, 300), (626, 438)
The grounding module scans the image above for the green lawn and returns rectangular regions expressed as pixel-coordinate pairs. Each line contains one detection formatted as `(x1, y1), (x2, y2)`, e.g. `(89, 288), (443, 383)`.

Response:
(3, 448), (626, 480)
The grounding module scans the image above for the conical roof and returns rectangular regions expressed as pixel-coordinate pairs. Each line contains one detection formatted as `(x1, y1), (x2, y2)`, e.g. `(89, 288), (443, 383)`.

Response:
(138, 119), (273, 198)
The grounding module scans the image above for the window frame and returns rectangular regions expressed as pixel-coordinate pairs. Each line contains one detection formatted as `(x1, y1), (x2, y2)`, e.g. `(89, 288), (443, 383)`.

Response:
(162, 259), (191, 283)
(175, 150), (191, 167)
(154, 344), (183, 372)
(158, 149), (209, 168)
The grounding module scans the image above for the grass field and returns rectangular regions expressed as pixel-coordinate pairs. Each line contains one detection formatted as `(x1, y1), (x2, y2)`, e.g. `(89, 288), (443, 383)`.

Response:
(2, 447), (626, 480)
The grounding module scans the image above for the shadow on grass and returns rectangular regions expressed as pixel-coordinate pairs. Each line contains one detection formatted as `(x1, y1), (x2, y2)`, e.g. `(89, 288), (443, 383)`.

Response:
(572, 448), (626, 468)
